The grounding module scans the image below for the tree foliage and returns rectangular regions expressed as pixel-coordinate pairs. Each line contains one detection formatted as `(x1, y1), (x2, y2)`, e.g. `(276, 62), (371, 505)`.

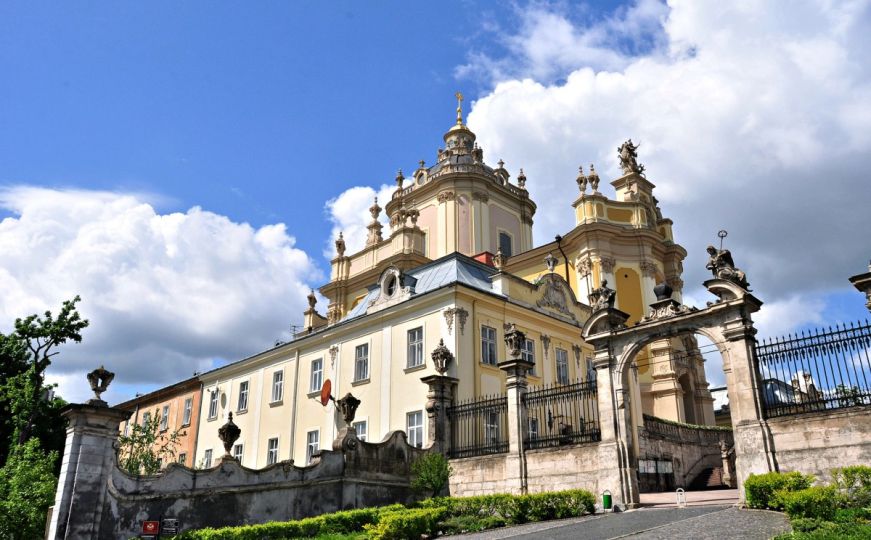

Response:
(0, 439), (59, 540)
(117, 409), (186, 475)
(411, 452), (453, 498)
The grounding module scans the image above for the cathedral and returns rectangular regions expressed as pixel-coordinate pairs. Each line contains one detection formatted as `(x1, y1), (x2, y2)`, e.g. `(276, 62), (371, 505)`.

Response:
(121, 95), (715, 470)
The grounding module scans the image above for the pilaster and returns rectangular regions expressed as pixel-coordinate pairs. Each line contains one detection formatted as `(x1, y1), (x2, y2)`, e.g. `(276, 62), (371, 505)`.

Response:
(421, 375), (458, 455)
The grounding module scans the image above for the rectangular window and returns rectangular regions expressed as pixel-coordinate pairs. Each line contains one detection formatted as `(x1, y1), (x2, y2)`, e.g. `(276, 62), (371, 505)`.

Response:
(310, 358), (323, 393)
(499, 231), (513, 257)
(522, 338), (535, 373)
(237, 381), (249, 412)
(306, 431), (320, 464)
(178, 453), (187, 466)
(481, 326), (497, 365)
(203, 449), (213, 468)
(355, 344), (369, 381)
(586, 356), (597, 383)
(208, 390), (218, 419)
(159, 405), (169, 431)
(271, 370), (284, 403)
(182, 397), (193, 425)
(556, 348), (569, 384)
(267, 438), (279, 465)
(141, 411), (151, 427)
(233, 444), (243, 462)
(407, 327), (424, 368)
(528, 417), (539, 439)
(353, 420), (367, 441)
(406, 411), (424, 448)
(485, 411), (499, 444)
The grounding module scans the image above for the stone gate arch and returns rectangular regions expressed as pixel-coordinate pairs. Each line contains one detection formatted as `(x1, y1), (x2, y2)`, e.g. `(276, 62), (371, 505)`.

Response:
(582, 278), (777, 507)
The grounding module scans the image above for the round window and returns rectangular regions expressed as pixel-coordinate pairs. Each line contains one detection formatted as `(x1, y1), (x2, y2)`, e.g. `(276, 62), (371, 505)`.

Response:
(385, 275), (397, 296)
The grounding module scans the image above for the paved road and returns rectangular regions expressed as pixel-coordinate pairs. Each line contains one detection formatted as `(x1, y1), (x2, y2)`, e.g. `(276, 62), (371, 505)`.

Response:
(450, 506), (790, 540)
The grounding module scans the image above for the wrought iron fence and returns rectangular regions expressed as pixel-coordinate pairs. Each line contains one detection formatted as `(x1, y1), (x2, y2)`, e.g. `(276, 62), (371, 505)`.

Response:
(523, 379), (600, 450)
(447, 394), (509, 458)
(756, 320), (871, 418)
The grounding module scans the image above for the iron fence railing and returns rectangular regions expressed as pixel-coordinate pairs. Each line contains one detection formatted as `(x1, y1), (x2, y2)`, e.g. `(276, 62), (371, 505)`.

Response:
(523, 379), (600, 450)
(756, 320), (871, 418)
(447, 394), (509, 458)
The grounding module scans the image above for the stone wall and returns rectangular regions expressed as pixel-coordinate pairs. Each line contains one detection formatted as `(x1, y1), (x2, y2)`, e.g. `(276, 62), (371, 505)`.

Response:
(767, 405), (871, 484)
(448, 453), (509, 497)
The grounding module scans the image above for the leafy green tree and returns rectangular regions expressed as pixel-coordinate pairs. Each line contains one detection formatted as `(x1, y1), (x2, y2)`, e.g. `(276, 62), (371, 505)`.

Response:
(0, 439), (59, 540)
(834, 384), (864, 407)
(411, 452), (453, 498)
(0, 296), (88, 466)
(117, 409), (186, 475)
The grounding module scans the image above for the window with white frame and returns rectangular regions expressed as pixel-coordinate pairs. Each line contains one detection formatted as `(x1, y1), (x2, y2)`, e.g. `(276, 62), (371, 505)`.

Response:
(354, 344), (369, 381)
(182, 397), (193, 425)
(208, 390), (218, 419)
(586, 356), (597, 383)
(485, 410), (500, 444)
(266, 438), (279, 465)
(306, 431), (320, 464)
(353, 420), (367, 441)
(271, 370), (284, 402)
(522, 338), (535, 373)
(203, 449), (213, 468)
(310, 358), (323, 393)
(406, 411), (424, 448)
(178, 453), (187, 466)
(233, 443), (243, 462)
(141, 411), (151, 427)
(159, 405), (169, 431)
(481, 325), (497, 365)
(556, 348), (569, 384)
(528, 417), (539, 439)
(237, 380), (249, 412)
(407, 327), (424, 368)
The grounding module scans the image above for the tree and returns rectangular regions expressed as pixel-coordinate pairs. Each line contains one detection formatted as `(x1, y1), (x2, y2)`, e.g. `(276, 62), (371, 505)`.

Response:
(411, 452), (453, 498)
(117, 409), (186, 475)
(0, 296), (88, 466)
(0, 439), (59, 540)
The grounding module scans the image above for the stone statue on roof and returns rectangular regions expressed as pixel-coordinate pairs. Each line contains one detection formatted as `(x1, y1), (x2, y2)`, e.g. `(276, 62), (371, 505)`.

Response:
(618, 139), (645, 176)
(706, 245), (750, 289)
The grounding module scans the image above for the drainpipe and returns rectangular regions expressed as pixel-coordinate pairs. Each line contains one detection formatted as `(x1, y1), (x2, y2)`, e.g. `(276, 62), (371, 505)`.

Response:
(555, 235), (573, 295)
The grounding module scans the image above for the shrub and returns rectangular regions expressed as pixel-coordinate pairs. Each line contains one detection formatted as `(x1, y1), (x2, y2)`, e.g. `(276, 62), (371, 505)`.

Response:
(777, 486), (839, 521)
(176, 507), (381, 539)
(833, 465), (871, 507)
(363, 507), (446, 540)
(745, 471), (815, 510)
(410, 452), (453, 497)
(438, 514), (507, 535)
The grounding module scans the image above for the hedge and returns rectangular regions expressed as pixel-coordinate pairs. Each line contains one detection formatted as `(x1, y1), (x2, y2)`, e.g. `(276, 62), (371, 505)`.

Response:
(745, 471), (814, 510)
(418, 488), (595, 525)
(363, 508), (446, 540)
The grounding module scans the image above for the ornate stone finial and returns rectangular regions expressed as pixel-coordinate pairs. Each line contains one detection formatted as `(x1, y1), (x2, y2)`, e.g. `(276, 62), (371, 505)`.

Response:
(493, 246), (506, 270)
(576, 165), (588, 193)
(336, 392), (361, 425)
(431, 338), (454, 375)
(517, 168), (527, 190)
(369, 197), (381, 220)
(455, 91), (464, 125)
(218, 412), (241, 456)
(503, 323), (526, 360)
(396, 169), (404, 189)
(86, 365), (114, 404)
(307, 290), (317, 310)
(588, 279), (617, 312)
(653, 282), (673, 301)
(617, 139), (645, 176)
(497, 158), (505, 169)
(335, 232), (346, 257)
(418, 159), (426, 170)
(706, 245), (750, 289)
(544, 252), (557, 273)
(408, 207), (420, 227)
(588, 164), (600, 193)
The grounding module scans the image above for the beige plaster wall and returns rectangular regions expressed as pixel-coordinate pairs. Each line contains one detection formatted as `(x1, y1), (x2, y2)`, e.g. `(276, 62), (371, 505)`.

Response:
(489, 203), (521, 256)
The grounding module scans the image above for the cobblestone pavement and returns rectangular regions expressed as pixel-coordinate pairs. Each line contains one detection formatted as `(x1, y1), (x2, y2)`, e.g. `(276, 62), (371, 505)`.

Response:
(448, 505), (791, 540)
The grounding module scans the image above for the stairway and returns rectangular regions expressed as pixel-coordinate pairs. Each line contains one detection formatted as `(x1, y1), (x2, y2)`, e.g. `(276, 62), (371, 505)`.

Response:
(689, 467), (727, 490)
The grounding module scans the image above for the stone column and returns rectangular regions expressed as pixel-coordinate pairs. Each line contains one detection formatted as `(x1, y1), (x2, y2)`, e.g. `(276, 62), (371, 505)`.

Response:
(499, 324), (534, 495)
(48, 402), (130, 540)
(421, 374), (458, 455)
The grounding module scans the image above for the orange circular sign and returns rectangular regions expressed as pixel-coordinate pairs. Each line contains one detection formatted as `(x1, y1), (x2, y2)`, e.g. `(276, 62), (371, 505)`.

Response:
(320, 379), (332, 406)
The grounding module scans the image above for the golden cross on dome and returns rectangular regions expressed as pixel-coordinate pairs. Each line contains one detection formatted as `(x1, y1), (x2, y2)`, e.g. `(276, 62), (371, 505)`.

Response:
(455, 91), (464, 125)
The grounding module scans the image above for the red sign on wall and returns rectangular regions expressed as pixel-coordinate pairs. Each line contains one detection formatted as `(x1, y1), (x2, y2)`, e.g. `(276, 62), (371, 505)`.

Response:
(142, 520), (160, 535)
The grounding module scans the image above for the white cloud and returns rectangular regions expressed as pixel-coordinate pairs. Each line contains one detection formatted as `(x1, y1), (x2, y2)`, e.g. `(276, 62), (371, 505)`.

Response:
(462, 0), (871, 322)
(0, 187), (319, 403)
(323, 184), (395, 258)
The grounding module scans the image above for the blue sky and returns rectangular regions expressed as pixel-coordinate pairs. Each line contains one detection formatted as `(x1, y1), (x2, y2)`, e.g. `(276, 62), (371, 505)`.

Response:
(1, 1), (869, 402)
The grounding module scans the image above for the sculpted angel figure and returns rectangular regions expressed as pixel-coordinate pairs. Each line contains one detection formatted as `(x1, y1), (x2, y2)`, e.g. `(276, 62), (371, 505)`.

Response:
(618, 139), (645, 175)
(706, 245), (750, 289)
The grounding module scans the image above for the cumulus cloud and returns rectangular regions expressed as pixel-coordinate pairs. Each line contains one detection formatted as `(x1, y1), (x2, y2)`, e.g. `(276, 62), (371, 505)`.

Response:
(462, 0), (871, 324)
(323, 184), (395, 258)
(0, 187), (319, 403)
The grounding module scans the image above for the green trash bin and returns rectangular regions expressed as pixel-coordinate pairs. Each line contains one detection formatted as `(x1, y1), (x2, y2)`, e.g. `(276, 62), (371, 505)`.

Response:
(602, 489), (612, 511)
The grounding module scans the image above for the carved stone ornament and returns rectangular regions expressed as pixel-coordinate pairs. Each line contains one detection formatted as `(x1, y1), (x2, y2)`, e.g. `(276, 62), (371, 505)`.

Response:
(641, 298), (698, 323)
(335, 232), (346, 257)
(86, 365), (115, 403)
(536, 273), (575, 319)
(544, 252), (557, 273)
(437, 191), (456, 204)
(617, 139), (646, 176)
(588, 164), (600, 193)
(327, 304), (341, 325)
(218, 412), (241, 456)
(576, 165), (588, 193)
(577, 257), (592, 277)
(503, 323), (526, 359)
(705, 246), (751, 290)
(639, 260), (658, 278)
(472, 191), (490, 203)
(443, 307), (468, 335)
(599, 257), (616, 274)
(329, 345), (339, 368)
(493, 246), (507, 270)
(307, 290), (317, 310)
(336, 392), (361, 425)
(368, 266), (417, 313)
(541, 334), (551, 358)
(517, 168), (527, 190)
(431, 338), (454, 375)
(588, 279), (617, 312)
